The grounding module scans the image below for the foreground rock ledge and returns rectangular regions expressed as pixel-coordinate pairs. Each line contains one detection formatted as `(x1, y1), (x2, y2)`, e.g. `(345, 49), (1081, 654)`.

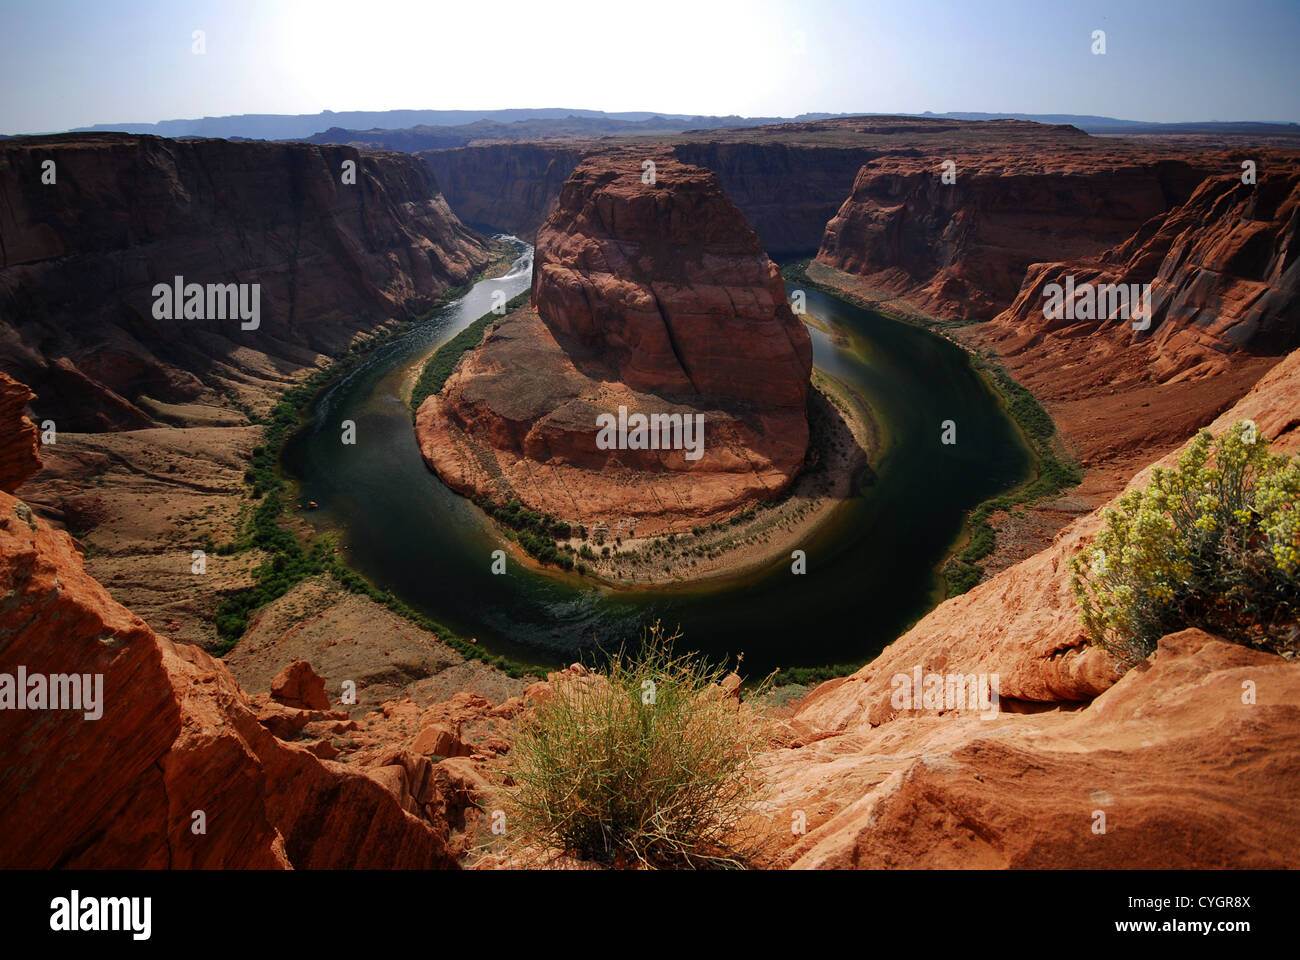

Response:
(756, 346), (1300, 869)
(0, 385), (461, 868)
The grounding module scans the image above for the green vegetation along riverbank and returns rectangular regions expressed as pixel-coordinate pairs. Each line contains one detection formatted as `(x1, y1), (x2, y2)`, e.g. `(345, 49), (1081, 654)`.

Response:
(213, 263), (541, 678)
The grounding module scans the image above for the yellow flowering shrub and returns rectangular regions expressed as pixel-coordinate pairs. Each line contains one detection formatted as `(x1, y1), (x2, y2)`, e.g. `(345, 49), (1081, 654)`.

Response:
(1071, 421), (1300, 665)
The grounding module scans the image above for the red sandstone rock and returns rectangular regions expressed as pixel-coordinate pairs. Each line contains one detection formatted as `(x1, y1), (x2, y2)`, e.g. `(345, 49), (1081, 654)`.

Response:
(0, 497), (463, 867)
(533, 151), (812, 407)
(412, 721), (470, 758)
(0, 373), (40, 493)
(769, 630), (1300, 869)
(987, 163), (1300, 375)
(0, 386), (461, 867)
(816, 149), (1217, 321)
(271, 659), (332, 711)
(758, 347), (1300, 868)
(417, 151), (814, 533)
(489, 696), (526, 718)
(249, 693), (347, 741)
(305, 739), (340, 760)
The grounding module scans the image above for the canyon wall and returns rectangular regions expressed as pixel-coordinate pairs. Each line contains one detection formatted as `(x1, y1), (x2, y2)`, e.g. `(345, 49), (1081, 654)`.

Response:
(420, 140), (871, 257)
(934, 158), (1300, 504)
(988, 162), (1300, 374)
(670, 142), (875, 257)
(420, 143), (584, 238)
(815, 152), (1213, 321)
(0, 374), (40, 491)
(0, 133), (495, 430)
(418, 118), (1157, 266)
(417, 150), (815, 532)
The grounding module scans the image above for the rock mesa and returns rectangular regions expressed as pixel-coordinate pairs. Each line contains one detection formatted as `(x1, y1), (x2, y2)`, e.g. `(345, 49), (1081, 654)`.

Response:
(417, 151), (814, 533)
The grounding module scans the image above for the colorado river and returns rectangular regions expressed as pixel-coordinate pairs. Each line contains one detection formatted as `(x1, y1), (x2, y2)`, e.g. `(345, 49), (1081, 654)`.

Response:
(281, 240), (1034, 677)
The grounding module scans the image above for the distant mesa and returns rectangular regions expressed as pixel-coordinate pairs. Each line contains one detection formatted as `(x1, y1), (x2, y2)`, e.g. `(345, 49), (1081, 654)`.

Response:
(415, 150), (814, 535)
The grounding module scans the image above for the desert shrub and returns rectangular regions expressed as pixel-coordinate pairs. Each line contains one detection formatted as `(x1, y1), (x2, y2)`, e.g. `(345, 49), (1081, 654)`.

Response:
(1071, 422), (1299, 665)
(505, 623), (771, 869)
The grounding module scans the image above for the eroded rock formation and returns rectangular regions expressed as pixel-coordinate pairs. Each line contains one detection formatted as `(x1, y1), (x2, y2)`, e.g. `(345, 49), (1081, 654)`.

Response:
(0, 376), (462, 868)
(0, 133), (495, 430)
(816, 150), (1214, 321)
(0, 373), (40, 491)
(935, 159), (1298, 508)
(987, 162), (1300, 375)
(417, 151), (814, 532)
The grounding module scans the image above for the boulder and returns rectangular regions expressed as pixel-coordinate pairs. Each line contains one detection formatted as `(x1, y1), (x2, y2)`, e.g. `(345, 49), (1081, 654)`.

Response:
(270, 660), (332, 711)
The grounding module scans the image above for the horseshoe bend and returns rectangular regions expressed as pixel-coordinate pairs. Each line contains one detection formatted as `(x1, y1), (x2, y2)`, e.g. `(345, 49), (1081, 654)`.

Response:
(3, 0), (1300, 898)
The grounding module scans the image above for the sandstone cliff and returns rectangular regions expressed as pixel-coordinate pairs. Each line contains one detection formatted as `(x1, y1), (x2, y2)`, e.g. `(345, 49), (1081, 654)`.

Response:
(0, 133), (495, 430)
(987, 162), (1300, 373)
(0, 377), (463, 868)
(421, 140), (869, 256)
(760, 346), (1300, 868)
(815, 150), (1213, 321)
(932, 158), (1299, 513)
(0, 373), (40, 491)
(419, 117), (1114, 261)
(669, 142), (875, 258)
(420, 143), (583, 238)
(417, 151), (814, 533)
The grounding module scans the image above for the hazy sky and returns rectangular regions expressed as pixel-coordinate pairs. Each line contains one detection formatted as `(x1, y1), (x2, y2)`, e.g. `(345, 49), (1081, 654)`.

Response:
(2, 0), (1298, 133)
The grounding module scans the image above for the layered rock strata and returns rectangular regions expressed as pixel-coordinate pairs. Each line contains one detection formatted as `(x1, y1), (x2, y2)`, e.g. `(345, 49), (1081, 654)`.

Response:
(416, 152), (814, 533)
(816, 151), (1215, 321)
(986, 162), (1300, 373)
(0, 133), (494, 430)
(0, 376), (463, 868)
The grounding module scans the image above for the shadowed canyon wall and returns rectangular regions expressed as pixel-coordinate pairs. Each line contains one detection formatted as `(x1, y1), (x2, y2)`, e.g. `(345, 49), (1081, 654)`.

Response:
(670, 142), (874, 258)
(420, 143), (584, 239)
(0, 133), (495, 430)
